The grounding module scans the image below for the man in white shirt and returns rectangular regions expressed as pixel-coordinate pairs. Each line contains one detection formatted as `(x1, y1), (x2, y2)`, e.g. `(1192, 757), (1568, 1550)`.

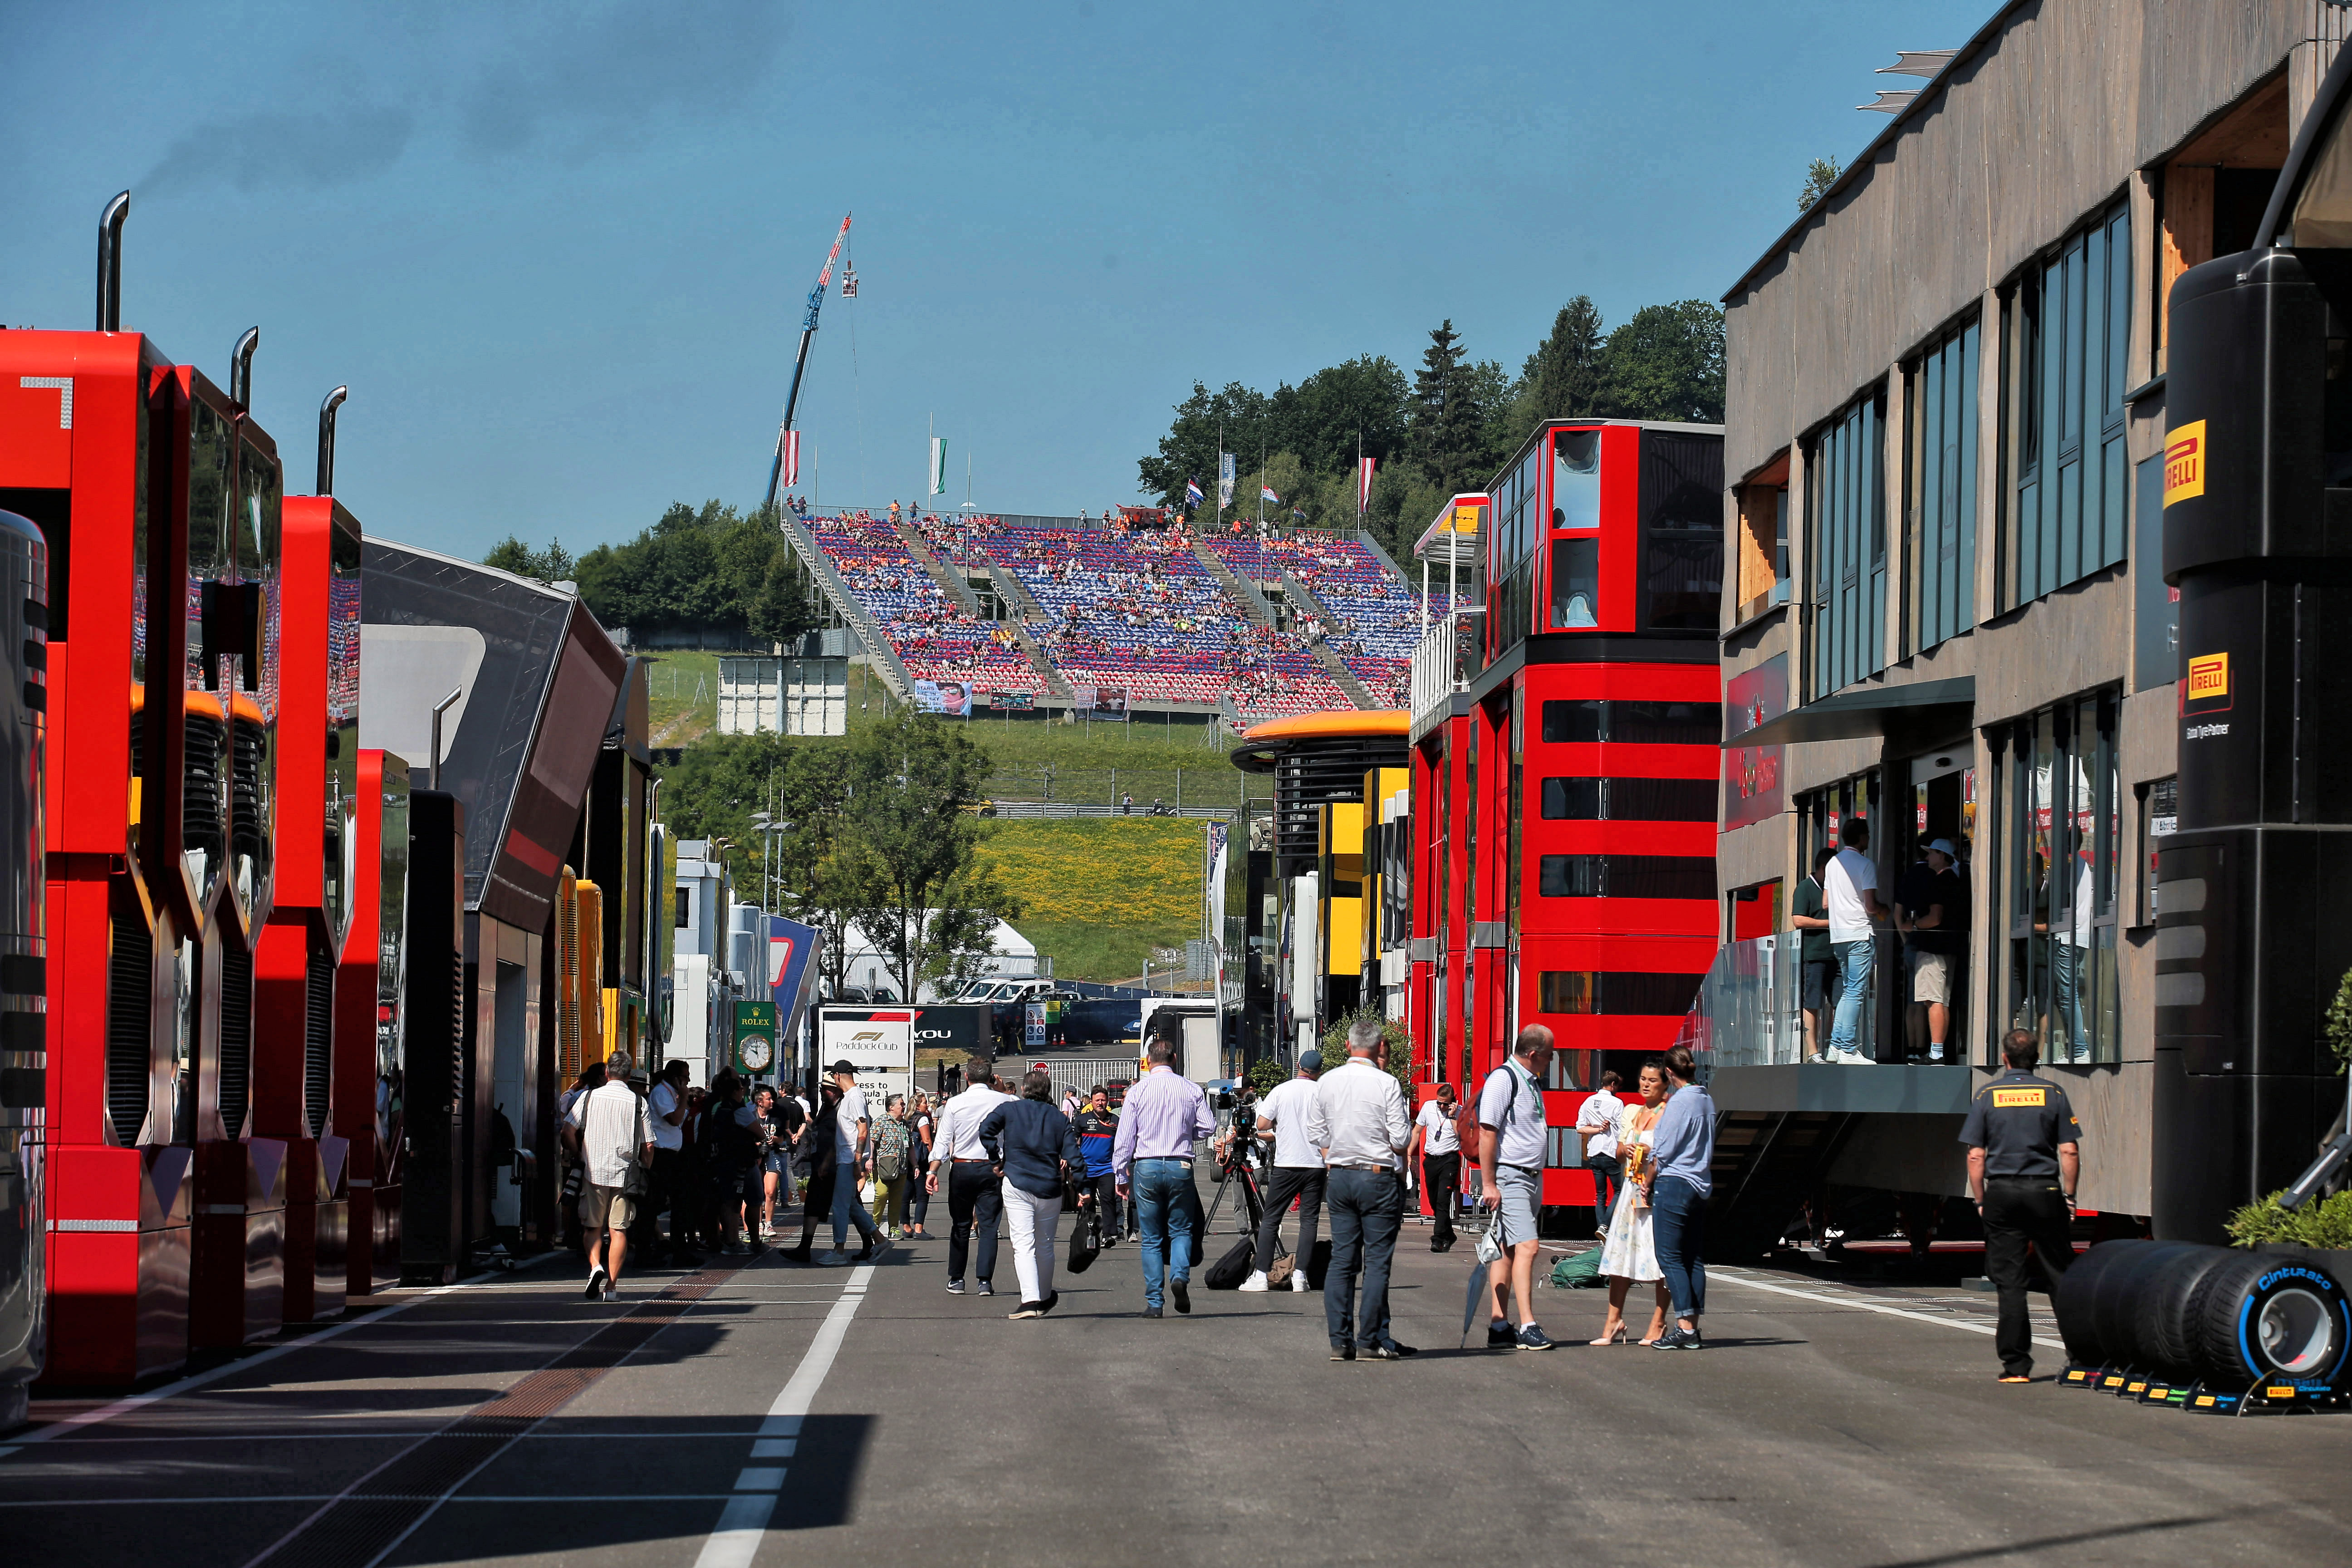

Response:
(1576, 1070), (1627, 1240)
(927, 1059), (1017, 1295)
(1825, 818), (1890, 1063)
(567, 1050), (652, 1303)
(1240, 1050), (1324, 1294)
(646, 1060), (696, 1266)
(1304, 1020), (1414, 1361)
(822, 1059), (884, 1266)
(1479, 1024), (1557, 1351)
(1410, 1083), (1463, 1252)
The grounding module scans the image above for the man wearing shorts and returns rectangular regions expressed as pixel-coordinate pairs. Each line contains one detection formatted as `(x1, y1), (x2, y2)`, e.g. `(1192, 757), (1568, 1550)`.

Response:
(570, 1049), (653, 1303)
(1478, 1024), (1556, 1351)
(1896, 838), (1968, 1063)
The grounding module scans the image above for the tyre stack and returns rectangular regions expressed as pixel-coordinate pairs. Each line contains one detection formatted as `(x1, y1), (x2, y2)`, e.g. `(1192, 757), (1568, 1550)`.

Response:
(2052, 1240), (2352, 1408)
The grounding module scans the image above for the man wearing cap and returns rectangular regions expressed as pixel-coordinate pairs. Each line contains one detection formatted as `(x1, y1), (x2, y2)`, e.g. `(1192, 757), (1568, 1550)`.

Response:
(1895, 838), (1970, 1064)
(1239, 1050), (1324, 1293)
(822, 1058), (886, 1265)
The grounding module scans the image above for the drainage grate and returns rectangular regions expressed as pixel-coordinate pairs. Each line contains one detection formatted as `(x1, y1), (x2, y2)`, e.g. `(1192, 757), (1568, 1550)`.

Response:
(244, 1264), (739, 1568)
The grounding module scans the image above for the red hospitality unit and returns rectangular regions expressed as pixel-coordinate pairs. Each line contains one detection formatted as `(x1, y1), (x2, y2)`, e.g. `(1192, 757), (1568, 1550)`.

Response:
(1410, 420), (1723, 1215)
(253, 389), (361, 1324)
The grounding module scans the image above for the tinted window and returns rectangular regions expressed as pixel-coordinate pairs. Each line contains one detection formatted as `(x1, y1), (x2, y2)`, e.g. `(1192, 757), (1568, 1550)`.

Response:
(1541, 777), (1715, 821)
(1539, 699), (1720, 746)
(1553, 429), (1602, 530)
(1550, 537), (1599, 628)
(1537, 855), (1715, 900)
(1536, 970), (1704, 1016)
(1638, 428), (1723, 632)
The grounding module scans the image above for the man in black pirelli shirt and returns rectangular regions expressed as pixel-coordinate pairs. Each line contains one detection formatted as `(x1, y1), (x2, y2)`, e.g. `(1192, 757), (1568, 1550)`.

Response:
(1959, 1029), (2084, 1382)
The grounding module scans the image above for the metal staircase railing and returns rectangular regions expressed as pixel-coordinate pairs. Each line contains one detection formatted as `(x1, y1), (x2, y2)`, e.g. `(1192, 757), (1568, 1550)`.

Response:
(777, 513), (917, 702)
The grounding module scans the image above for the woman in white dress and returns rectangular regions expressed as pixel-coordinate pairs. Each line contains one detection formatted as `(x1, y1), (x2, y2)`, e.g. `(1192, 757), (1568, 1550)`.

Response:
(1591, 1061), (1674, 1344)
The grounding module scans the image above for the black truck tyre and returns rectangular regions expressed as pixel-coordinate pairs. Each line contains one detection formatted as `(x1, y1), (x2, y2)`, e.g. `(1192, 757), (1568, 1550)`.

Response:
(2089, 1241), (2199, 1368)
(2136, 1244), (2243, 1374)
(2192, 1252), (2352, 1389)
(2053, 1240), (2143, 1364)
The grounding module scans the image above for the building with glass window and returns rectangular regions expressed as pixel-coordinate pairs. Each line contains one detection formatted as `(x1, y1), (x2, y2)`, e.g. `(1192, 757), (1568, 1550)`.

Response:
(1705, 0), (2347, 1244)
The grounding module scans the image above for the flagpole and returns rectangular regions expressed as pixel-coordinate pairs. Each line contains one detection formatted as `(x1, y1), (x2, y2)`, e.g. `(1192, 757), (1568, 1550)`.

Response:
(1216, 418), (1224, 538)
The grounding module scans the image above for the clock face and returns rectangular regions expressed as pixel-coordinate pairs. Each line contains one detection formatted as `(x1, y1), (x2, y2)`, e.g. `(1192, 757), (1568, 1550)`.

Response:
(741, 1035), (774, 1071)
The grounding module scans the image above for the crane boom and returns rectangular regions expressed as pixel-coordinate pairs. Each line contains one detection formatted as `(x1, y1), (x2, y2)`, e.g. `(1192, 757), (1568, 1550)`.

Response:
(764, 213), (853, 510)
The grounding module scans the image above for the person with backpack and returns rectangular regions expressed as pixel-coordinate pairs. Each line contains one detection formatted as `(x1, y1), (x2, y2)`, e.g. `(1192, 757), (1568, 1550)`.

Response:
(868, 1094), (912, 1239)
(1479, 1024), (1558, 1352)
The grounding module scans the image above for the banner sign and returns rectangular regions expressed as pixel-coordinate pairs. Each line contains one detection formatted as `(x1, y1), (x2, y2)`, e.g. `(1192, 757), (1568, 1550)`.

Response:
(1723, 654), (1787, 831)
(1025, 1002), (1049, 1050)
(911, 678), (973, 716)
(818, 1007), (915, 1106)
(990, 689), (1035, 710)
(1092, 685), (1127, 715)
(765, 913), (823, 1068)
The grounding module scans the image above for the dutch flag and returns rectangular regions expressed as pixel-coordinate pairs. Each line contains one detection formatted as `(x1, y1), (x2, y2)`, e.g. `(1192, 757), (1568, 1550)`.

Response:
(1261, 484), (1280, 504)
(1185, 477), (1205, 508)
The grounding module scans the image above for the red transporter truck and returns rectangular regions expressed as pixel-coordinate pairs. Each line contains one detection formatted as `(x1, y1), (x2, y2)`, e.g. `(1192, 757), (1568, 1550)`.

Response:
(251, 391), (363, 1323)
(340, 750), (410, 1298)
(0, 202), (206, 1382)
(185, 329), (294, 1351)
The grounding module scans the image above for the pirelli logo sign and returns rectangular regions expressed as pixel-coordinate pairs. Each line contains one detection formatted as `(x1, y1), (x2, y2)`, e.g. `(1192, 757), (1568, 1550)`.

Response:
(2164, 421), (2206, 507)
(1991, 1086), (2047, 1109)
(2187, 653), (2229, 702)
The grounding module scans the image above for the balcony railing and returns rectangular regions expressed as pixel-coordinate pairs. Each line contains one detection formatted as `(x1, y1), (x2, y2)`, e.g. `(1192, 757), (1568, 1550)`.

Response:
(1679, 932), (1889, 1070)
(1409, 608), (1485, 727)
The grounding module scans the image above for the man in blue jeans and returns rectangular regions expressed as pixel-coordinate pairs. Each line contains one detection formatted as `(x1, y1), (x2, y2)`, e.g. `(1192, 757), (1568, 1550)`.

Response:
(820, 1059), (883, 1266)
(1643, 1044), (1713, 1350)
(1112, 1036), (1215, 1317)
(1824, 818), (1888, 1063)
(1309, 1018), (1416, 1360)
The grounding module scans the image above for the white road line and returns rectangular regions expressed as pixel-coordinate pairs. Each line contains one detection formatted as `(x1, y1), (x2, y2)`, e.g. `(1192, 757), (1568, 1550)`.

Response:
(6, 1254), (561, 1452)
(1711, 1269), (2067, 1352)
(691, 1264), (876, 1568)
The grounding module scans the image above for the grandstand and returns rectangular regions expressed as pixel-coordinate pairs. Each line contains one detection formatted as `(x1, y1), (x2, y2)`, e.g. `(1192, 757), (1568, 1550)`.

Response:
(798, 508), (1403, 717)
(807, 511), (1044, 693)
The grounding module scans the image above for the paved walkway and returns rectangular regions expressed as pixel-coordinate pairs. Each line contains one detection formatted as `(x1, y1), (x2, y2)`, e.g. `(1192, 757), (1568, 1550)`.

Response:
(4, 1188), (2345, 1567)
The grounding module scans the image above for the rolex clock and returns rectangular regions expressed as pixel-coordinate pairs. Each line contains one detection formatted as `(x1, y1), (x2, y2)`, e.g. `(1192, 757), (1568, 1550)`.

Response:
(738, 1031), (774, 1073)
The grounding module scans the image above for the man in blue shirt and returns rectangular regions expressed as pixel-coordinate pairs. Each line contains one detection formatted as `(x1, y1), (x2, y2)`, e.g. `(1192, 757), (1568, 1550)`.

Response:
(1642, 1044), (1714, 1350)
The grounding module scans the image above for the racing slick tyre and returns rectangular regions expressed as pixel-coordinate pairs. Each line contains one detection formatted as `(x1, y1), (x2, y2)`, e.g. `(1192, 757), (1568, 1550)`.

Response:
(2053, 1240), (2142, 1365)
(2136, 1244), (2242, 1373)
(2191, 1251), (2352, 1391)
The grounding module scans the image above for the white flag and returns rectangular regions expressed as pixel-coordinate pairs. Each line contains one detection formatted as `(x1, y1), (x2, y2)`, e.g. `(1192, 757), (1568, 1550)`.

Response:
(929, 437), (948, 495)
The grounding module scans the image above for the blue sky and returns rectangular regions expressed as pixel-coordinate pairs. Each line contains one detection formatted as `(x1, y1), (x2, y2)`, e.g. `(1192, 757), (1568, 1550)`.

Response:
(1, 0), (1987, 559)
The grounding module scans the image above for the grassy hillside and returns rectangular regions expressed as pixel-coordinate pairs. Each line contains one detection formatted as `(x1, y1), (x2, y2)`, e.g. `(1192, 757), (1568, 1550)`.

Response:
(978, 817), (1208, 985)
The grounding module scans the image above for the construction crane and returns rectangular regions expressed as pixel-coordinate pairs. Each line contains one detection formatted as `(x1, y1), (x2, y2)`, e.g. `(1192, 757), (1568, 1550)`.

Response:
(763, 213), (853, 510)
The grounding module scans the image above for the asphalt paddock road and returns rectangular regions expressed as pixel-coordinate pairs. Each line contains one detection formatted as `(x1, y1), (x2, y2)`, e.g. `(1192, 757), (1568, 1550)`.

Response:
(3, 1181), (2347, 1568)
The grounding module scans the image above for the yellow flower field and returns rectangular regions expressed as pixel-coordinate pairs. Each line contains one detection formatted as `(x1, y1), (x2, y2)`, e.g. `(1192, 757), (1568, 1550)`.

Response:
(978, 818), (1206, 980)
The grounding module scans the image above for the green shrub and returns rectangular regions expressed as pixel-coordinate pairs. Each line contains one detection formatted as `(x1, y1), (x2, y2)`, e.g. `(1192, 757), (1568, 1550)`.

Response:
(2326, 965), (2352, 1075)
(1320, 1006), (1415, 1099)
(2225, 1188), (2352, 1250)
(1245, 1055), (1289, 1094)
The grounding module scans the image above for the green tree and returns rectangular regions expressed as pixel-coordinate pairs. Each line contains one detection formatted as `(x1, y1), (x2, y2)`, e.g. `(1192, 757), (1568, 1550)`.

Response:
(570, 499), (814, 645)
(1137, 382), (1274, 513)
(1799, 155), (1843, 212)
(833, 708), (1019, 1002)
(482, 535), (577, 584)
(1265, 355), (1409, 475)
(1597, 301), (1726, 424)
(1509, 296), (1608, 441)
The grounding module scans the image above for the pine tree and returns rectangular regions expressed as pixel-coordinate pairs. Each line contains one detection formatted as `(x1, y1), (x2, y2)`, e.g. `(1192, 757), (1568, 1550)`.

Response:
(1408, 320), (1485, 494)
(1524, 297), (1607, 422)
